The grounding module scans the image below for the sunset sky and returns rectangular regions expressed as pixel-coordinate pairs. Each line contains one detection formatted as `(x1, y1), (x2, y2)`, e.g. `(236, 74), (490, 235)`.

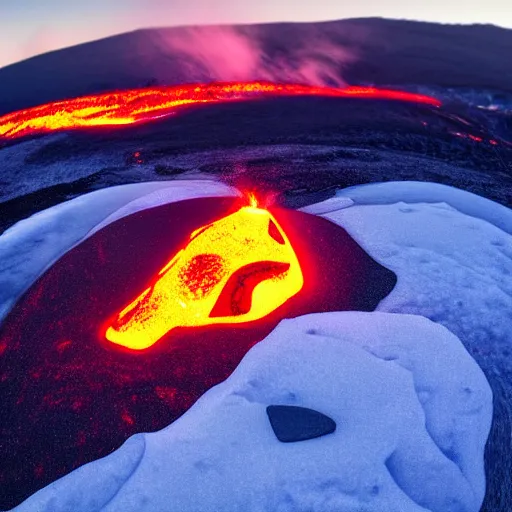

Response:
(1, 0), (511, 68)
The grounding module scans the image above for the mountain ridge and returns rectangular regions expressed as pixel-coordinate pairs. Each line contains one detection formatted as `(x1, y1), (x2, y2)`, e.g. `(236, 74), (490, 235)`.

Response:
(1, 17), (511, 115)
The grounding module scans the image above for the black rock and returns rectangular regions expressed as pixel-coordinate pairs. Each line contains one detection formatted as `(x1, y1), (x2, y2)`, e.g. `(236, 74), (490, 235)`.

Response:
(266, 405), (336, 443)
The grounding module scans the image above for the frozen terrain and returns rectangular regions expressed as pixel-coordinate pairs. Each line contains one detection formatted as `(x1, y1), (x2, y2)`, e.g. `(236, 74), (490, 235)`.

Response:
(1, 179), (510, 511)
(11, 312), (492, 512)
(305, 181), (512, 234)
(311, 182), (512, 363)
(304, 181), (512, 511)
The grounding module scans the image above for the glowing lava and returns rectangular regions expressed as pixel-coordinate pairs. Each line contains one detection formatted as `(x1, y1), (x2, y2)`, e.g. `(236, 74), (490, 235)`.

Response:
(0, 82), (441, 141)
(105, 201), (303, 350)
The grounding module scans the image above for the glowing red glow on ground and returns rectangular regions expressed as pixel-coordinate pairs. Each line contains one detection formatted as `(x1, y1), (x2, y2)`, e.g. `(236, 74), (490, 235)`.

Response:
(451, 131), (499, 145)
(0, 81), (441, 141)
(105, 200), (303, 350)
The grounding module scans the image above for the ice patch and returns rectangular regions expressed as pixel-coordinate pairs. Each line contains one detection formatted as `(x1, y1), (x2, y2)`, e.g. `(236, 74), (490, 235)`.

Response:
(334, 181), (512, 235)
(318, 186), (512, 362)
(299, 195), (354, 215)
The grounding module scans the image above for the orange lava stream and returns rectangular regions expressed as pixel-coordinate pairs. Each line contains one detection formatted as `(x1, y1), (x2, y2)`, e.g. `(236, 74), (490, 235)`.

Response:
(0, 82), (441, 141)
(105, 199), (303, 350)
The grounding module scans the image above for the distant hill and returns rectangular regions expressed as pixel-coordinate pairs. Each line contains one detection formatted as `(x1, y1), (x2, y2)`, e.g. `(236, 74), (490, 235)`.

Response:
(0, 17), (511, 115)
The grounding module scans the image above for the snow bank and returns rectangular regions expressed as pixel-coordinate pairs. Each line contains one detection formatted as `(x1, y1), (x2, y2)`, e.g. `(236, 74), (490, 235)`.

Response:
(317, 185), (512, 362)
(12, 312), (492, 512)
(299, 195), (354, 215)
(334, 181), (512, 235)
(0, 180), (236, 322)
(88, 182), (241, 235)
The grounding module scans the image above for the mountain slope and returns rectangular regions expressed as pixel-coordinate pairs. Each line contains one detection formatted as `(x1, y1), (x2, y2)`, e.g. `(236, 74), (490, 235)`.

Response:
(0, 18), (511, 115)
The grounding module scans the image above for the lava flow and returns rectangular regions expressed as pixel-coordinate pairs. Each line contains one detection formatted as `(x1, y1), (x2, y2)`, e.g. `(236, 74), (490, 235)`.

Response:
(0, 81), (441, 141)
(105, 194), (303, 350)
(0, 195), (398, 509)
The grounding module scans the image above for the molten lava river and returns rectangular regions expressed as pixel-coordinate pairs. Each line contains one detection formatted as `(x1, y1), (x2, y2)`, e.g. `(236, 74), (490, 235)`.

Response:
(0, 81), (441, 141)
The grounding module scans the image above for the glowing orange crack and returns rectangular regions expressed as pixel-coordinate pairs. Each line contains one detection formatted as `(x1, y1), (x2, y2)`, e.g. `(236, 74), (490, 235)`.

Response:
(105, 204), (303, 350)
(0, 82), (441, 141)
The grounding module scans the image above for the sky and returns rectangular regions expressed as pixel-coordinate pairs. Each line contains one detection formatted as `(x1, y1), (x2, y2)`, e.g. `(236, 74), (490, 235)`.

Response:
(1, 0), (511, 69)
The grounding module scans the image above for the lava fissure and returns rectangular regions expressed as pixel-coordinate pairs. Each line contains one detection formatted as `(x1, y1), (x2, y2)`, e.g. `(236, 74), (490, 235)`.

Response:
(0, 81), (441, 141)
(104, 203), (303, 350)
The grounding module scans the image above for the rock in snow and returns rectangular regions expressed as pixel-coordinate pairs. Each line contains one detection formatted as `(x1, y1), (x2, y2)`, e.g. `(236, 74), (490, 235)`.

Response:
(12, 312), (491, 512)
(266, 405), (337, 443)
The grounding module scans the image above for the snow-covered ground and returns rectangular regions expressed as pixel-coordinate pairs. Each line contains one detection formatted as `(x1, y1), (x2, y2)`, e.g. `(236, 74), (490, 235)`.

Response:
(11, 312), (491, 512)
(2, 179), (511, 511)
(306, 182), (512, 363)
(331, 181), (512, 235)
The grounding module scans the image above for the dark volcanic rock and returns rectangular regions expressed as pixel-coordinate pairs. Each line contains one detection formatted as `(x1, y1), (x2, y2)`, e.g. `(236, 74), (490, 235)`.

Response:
(1, 95), (510, 235)
(266, 405), (336, 443)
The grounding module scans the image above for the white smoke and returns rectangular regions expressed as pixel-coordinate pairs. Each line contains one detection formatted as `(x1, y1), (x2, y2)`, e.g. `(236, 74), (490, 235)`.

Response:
(155, 24), (360, 86)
